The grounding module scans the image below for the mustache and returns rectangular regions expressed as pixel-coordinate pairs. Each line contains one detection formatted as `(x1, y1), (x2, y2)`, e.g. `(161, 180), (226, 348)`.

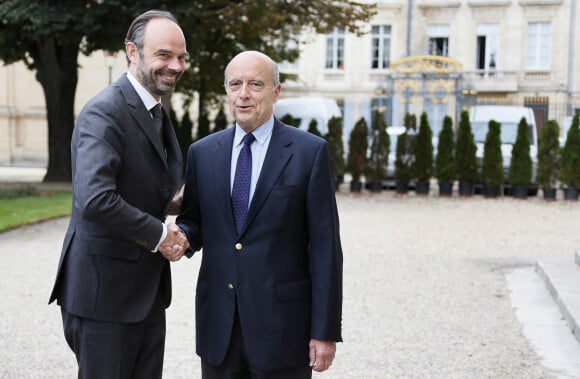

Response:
(157, 68), (182, 77)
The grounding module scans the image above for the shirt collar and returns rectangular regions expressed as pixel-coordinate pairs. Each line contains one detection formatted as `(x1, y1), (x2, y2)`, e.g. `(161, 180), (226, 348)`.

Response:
(126, 72), (161, 111)
(234, 115), (274, 147)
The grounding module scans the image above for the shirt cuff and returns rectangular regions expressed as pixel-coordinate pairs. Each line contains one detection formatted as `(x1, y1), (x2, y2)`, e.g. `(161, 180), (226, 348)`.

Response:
(152, 223), (168, 252)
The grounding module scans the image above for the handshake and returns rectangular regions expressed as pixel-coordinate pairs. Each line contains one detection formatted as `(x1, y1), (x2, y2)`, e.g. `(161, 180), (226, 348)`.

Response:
(158, 222), (189, 262)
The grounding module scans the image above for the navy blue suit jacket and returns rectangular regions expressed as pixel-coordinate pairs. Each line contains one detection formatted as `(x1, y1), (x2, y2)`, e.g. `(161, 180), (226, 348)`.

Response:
(177, 119), (343, 371)
(49, 74), (182, 323)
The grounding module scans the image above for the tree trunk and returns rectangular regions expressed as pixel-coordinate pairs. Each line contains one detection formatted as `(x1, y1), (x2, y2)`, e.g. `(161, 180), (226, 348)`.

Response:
(33, 37), (80, 183)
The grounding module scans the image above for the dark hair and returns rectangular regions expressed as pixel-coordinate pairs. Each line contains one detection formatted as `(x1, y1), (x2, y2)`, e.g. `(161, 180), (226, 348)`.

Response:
(124, 10), (178, 66)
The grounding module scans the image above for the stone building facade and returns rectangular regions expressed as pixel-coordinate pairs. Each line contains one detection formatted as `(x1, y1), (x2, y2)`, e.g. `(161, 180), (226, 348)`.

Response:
(1, 0), (578, 165)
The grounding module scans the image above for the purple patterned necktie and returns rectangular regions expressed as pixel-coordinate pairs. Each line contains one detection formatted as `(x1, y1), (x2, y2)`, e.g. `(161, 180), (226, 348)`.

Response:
(232, 133), (255, 234)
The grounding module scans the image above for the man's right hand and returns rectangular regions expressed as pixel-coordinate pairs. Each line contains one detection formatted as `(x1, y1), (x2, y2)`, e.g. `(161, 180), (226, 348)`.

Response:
(158, 223), (189, 261)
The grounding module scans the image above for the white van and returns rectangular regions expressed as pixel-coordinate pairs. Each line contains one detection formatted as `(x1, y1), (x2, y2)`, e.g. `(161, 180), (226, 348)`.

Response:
(469, 105), (538, 181)
(274, 97), (342, 135)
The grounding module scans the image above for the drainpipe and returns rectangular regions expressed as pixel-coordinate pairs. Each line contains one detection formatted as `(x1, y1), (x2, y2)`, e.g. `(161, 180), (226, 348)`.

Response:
(406, 0), (413, 56)
(568, 0), (576, 116)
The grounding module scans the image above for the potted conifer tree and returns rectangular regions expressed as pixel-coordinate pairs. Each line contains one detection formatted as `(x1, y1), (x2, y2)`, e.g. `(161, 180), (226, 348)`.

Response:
(325, 117), (345, 190)
(394, 113), (417, 194)
(481, 120), (503, 198)
(536, 119), (560, 200)
(560, 113), (580, 200)
(508, 117), (533, 199)
(308, 119), (323, 137)
(366, 109), (390, 193)
(414, 112), (434, 195)
(456, 110), (478, 196)
(435, 115), (456, 196)
(347, 118), (369, 192)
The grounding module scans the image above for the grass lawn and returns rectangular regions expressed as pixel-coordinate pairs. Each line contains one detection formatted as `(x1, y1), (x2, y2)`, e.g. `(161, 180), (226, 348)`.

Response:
(0, 188), (72, 233)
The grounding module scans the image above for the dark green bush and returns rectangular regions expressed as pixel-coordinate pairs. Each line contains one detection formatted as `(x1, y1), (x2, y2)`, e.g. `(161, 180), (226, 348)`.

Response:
(536, 119), (560, 189)
(395, 113), (416, 182)
(560, 113), (580, 188)
(308, 119), (322, 137)
(347, 117), (369, 183)
(366, 109), (390, 182)
(455, 110), (478, 184)
(325, 116), (345, 179)
(414, 112), (433, 182)
(508, 117), (533, 186)
(481, 120), (504, 186)
(434, 115), (456, 183)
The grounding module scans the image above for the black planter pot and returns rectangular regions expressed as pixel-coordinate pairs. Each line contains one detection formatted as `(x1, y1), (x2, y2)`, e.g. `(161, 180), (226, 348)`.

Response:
(367, 180), (382, 193)
(564, 187), (579, 201)
(395, 180), (409, 194)
(512, 185), (528, 199)
(542, 187), (557, 200)
(458, 182), (474, 197)
(350, 181), (362, 193)
(415, 180), (430, 195)
(438, 182), (453, 197)
(482, 184), (500, 198)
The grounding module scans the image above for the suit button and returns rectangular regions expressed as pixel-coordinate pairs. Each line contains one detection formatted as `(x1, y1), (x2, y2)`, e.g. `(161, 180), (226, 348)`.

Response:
(235, 243), (242, 251)
(228, 283), (234, 290)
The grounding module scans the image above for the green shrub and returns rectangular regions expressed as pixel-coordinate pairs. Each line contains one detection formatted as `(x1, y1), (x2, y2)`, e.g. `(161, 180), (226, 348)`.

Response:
(395, 113), (416, 182)
(347, 117), (368, 183)
(536, 119), (560, 189)
(481, 120), (504, 186)
(560, 113), (580, 188)
(455, 110), (478, 184)
(325, 116), (345, 179)
(508, 117), (533, 186)
(366, 109), (390, 182)
(414, 112), (433, 182)
(307, 119), (322, 137)
(434, 115), (456, 183)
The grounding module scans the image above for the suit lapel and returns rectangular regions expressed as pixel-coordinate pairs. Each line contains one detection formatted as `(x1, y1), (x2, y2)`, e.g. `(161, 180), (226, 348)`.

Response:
(242, 120), (293, 234)
(212, 127), (237, 232)
(118, 75), (168, 164)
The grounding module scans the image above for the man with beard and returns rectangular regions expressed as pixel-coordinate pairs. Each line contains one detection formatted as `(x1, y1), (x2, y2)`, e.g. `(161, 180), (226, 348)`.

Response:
(49, 10), (189, 378)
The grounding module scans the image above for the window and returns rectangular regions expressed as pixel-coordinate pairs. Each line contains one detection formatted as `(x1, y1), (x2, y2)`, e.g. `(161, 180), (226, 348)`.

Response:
(325, 28), (345, 69)
(526, 22), (551, 69)
(476, 24), (499, 71)
(371, 25), (391, 69)
(427, 24), (449, 57)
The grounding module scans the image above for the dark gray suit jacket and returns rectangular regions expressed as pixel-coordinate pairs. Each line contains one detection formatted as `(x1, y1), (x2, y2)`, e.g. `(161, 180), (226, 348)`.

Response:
(49, 74), (182, 323)
(177, 119), (343, 371)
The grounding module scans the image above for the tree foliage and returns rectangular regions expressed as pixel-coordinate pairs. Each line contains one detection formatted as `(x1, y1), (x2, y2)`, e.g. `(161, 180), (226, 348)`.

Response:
(455, 110), (478, 184)
(481, 120), (504, 186)
(0, 0), (376, 182)
(508, 117), (533, 186)
(434, 115), (456, 183)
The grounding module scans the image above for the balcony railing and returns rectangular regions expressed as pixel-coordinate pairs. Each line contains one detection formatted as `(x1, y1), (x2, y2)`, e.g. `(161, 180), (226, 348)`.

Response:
(462, 70), (518, 92)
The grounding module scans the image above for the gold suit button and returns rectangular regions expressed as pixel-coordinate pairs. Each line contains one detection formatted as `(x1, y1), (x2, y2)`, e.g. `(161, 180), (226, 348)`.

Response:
(228, 283), (234, 290)
(235, 243), (242, 251)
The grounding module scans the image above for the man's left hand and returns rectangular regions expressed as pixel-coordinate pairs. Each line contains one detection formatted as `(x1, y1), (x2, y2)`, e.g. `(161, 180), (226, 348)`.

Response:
(309, 339), (336, 372)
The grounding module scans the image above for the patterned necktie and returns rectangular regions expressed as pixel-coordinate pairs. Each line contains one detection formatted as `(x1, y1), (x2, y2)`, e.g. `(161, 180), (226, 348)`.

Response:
(150, 104), (165, 147)
(232, 133), (255, 234)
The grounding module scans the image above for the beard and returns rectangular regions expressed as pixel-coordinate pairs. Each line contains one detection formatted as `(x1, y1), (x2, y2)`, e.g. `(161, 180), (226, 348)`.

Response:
(136, 59), (183, 97)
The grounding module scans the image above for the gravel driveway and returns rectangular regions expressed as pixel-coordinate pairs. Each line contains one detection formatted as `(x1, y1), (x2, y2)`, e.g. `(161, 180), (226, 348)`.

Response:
(1, 190), (579, 378)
